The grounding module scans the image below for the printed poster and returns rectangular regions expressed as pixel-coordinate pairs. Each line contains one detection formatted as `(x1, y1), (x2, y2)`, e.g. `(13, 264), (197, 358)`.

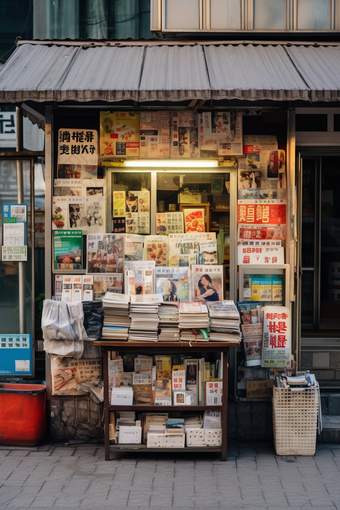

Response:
(58, 129), (98, 166)
(262, 306), (291, 368)
(200, 111), (243, 156)
(2, 203), (27, 261)
(87, 234), (125, 273)
(171, 111), (199, 158)
(238, 224), (286, 241)
(238, 200), (286, 225)
(238, 245), (284, 265)
(140, 111), (170, 158)
(183, 208), (205, 233)
(51, 358), (102, 396)
(156, 212), (184, 235)
(100, 111), (140, 157)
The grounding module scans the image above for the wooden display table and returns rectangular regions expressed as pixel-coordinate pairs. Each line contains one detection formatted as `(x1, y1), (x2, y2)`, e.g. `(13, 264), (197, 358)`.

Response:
(94, 341), (239, 461)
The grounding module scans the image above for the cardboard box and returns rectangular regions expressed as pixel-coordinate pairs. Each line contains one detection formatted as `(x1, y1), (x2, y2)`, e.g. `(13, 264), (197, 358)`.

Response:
(119, 426), (142, 444)
(111, 387), (133, 405)
(246, 380), (273, 399)
(178, 192), (201, 204)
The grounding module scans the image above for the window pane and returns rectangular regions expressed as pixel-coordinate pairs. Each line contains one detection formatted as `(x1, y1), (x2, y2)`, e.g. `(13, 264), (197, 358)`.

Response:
(301, 159), (315, 268)
(296, 114), (327, 132)
(164, 0), (199, 29)
(254, 0), (286, 30)
(210, 0), (241, 30)
(297, 0), (331, 30)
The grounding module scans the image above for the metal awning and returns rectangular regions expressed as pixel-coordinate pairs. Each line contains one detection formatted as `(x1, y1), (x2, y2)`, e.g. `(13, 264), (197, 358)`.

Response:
(204, 44), (309, 102)
(1, 40), (340, 105)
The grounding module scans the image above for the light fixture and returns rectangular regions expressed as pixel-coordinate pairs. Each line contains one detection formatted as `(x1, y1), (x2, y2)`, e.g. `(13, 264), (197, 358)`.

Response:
(123, 159), (218, 168)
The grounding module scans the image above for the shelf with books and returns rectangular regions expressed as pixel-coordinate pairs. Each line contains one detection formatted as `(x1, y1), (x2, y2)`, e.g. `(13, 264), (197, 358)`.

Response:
(94, 340), (238, 461)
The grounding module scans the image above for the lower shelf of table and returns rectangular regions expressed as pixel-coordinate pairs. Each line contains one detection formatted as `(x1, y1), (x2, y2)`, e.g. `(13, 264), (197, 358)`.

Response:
(109, 444), (222, 454)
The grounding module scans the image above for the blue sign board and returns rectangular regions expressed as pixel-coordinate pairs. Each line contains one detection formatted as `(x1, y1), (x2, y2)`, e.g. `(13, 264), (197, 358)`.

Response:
(0, 334), (33, 376)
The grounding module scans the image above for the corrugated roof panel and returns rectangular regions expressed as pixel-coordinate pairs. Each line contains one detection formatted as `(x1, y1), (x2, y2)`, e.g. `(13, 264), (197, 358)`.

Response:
(0, 44), (144, 103)
(204, 44), (310, 101)
(0, 44), (79, 102)
(57, 46), (144, 102)
(139, 45), (210, 102)
(286, 45), (340, 102)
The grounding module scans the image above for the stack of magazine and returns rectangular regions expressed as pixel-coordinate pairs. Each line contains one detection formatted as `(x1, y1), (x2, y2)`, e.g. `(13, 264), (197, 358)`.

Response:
(101, 292), (131, 340)
(158, 302), (180, 342)
(128, 294), (163, 342)
(207, 300), (241, 343)
(178, 302), (209, 342)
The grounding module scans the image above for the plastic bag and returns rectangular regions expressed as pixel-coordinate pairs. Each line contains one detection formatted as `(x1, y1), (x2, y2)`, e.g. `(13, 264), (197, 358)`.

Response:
(43, 338), (84, 359)
(82, 301), (104, 341)
(42, 300), (76, 341)
(42, 300), (87, 359)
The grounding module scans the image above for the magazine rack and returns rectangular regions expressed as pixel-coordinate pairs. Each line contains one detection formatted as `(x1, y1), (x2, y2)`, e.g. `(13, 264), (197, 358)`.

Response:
(94, 340), (239, 461)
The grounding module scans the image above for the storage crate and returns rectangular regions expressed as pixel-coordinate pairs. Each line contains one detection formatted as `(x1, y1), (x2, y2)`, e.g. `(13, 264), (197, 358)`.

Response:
(186, 429), (222, 447)
(272, 385), (319, 456)
(147, 433), (185, 448)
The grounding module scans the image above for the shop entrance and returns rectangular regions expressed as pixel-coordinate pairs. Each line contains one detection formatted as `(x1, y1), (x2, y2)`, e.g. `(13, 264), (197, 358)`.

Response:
(300, 154), (340, 333)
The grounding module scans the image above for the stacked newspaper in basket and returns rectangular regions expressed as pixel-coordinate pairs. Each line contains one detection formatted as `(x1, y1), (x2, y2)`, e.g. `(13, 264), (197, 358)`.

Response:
(206, 300), (241, 343)
(158, 301), (180, 342)
(128, 294), (163, 342)
(101, 292), (131, 340)
(178, 302), (209, 342)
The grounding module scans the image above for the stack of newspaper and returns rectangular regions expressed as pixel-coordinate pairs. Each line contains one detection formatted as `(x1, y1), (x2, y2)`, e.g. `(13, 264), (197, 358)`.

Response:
(178, 301), (209, 341)
(101, 292), (131, 340)
(128, 294), (163, 342)
(158, 302), (180, 342)
(207, 300), (242, 343)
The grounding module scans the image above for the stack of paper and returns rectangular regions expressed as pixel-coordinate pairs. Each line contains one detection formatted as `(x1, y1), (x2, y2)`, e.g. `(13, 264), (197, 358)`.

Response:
(178, 301), (209, 329)
(158, 301), (179, 342)
(128, 294), (163, 342)
(207, 300), (241, 343)
(102, 292), (131, 340)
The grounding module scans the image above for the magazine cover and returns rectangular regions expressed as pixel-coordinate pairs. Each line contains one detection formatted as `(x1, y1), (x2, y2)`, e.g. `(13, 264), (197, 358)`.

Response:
(155, 267), (190, 302)
(87, 234), (125, 273)
(54, 179), (83, 197)
(190, 265), (224, 302)
(93, 274), (123, 300)
(198, 241), (218, 265)
(53, 230), (83, 271)
(52, 197), (69, 230)
(168, 232), (216, 267)
(144, 235), (168, 266)
(68, 197), (105, 234)
(124, 234), (144, 261)
(124, 260), (156, 295)
(237, 302), (262, 325)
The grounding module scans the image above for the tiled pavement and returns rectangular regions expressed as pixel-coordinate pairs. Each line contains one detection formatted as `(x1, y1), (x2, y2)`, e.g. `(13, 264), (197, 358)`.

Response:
(1, 441), (340, 510)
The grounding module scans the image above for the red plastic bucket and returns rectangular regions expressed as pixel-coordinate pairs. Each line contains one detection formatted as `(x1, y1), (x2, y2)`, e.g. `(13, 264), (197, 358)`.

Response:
(0, 383), (46, 446)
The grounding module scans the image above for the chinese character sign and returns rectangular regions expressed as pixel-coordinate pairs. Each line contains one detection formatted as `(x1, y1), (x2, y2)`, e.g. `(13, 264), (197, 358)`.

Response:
(262, 306), (291, 368)
(58, 129), (98, 166)
(238, 201), (286, 225)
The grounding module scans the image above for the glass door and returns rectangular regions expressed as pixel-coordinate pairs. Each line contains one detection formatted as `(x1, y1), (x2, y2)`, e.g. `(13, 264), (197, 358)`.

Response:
(300, 155), (340, 331)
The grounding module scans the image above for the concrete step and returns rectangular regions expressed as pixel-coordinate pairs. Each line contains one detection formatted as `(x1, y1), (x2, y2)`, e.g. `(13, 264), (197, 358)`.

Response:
(318, 415), (340, 443)
(321, 393), (340, 415)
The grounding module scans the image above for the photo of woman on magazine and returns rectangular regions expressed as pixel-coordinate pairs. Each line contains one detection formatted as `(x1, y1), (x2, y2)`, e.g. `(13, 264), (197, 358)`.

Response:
(194, 274), (219, 302)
